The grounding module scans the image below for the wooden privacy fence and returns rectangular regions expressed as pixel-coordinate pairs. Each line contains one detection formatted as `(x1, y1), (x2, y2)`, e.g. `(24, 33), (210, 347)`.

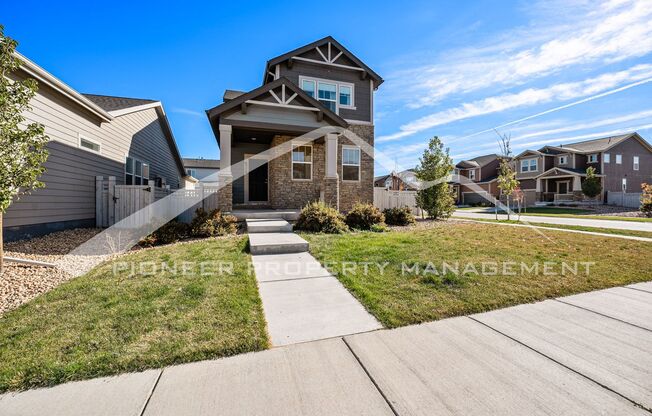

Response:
(607, 191), (641, 208)
(373, 188), (423, 216)
(96, 176), (220, 228)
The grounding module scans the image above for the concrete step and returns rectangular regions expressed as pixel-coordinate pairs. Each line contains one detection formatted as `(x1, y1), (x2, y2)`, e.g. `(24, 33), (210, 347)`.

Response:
(233, 209), (300, 222)
(246, 219), (293, 233)
(249, 233), (309, 255)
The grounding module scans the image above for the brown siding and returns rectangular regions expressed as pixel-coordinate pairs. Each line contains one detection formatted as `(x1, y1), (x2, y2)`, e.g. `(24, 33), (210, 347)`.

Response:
(603, 138), (652, 192)
(480, 159), (499, 181)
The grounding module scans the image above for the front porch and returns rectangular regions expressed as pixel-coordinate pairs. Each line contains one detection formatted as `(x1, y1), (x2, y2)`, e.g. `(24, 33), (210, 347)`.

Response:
(535, 168), (604, 204)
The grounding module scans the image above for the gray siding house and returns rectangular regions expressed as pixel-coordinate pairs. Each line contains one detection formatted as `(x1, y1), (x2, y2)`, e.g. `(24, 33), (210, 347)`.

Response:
(183, 158), (220, 184)
(3, 53), (187, 241)
(206, 36), (383, 212)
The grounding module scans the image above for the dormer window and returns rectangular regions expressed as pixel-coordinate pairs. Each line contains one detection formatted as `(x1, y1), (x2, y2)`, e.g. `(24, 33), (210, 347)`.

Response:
(558, 155), (567, 164)
(299, 76), (355, 114)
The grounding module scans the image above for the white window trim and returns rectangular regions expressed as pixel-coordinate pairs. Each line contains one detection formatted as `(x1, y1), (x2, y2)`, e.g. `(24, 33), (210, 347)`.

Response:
(558, 155), (567, 165)
(299, 75), (356, 114)
(604, 153), (610, 163)
(469, 169), (476, 180)
(521, 158), (537, 172)
(291, 144), (313, 181)
(588, 153), (598, 163)
(633, 156), (640, 171)
(616, 154), (622, 164)
(341, 145), (361, 182)
(186, 168), (197, 177)
(125, 156), (150, 186)
(78, 133), (101, 154)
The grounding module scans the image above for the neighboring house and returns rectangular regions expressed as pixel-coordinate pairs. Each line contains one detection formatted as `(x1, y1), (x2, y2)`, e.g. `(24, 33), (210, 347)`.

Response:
(3, 52), (187, 241)
(374, 169), (420, 191)
(205, 36), (383, 211)
(512, 133), (652, 206)
(183, 158), (220, 183)
(452, 154), (502, 205)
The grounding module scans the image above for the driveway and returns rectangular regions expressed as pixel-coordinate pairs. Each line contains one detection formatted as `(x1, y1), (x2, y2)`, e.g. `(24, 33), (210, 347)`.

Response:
(1, 282), (651, 415)
(453, 210), (652, 232)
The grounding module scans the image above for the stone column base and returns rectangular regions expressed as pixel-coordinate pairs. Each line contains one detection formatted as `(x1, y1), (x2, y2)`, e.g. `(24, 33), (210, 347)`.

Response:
(322, 176), (339, 211)
(572, 191), (584, 201)
(217, 175), (233, 212)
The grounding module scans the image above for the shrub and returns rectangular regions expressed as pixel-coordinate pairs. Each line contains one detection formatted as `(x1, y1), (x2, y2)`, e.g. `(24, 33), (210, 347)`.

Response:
(370, 223), (389, 233)
(345, 202), (385, 230)
(295, 202), (348, 233)
(190, 208), (238, 237)
(582, 166), (602, 199)
(641, 183), (652, 218)
(148, 220), (189, 245)
(383, 207), (416, 226)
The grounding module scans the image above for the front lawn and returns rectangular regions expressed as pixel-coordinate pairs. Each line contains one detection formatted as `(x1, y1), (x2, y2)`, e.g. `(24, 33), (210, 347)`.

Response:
(458, 206), (652, 222)
(303, 222), (652, 328)
(0, 237), (268, 392)
(470, 218), (652, 239)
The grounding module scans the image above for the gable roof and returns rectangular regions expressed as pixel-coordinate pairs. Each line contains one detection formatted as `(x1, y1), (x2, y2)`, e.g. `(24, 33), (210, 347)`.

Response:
(206, 77), (348, 139)
(223, 90), (245, 102)
(183, 158), (220, 169)
(553, 133), (638, 153)
(456, 153), (500, 168)
(263, 36), (383, 87)
(82, 94), (157, 113)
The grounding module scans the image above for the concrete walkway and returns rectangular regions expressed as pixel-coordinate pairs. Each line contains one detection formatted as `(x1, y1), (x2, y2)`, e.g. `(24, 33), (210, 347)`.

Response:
(453, 210), (652, 232)
(247, 218), (382, 346)
(2, 283), (650, 415)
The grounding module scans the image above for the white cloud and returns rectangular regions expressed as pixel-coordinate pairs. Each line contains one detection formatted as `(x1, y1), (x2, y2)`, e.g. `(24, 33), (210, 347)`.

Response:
(385, 0), (652, 108)
(377, 64), (652, 142)
(171, 108), (204, 117)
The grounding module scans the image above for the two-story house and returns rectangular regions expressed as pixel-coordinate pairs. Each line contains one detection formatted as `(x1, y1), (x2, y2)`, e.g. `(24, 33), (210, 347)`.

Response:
(183, 158), (220, 184)
(512, 133), (652, 205)
(453, 154), (502, 205)
(205, 36), (383, 212)
(374, 169), (420, 191)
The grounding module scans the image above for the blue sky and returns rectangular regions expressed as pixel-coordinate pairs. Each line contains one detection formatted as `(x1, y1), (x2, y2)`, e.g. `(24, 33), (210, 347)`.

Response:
(5, 0), (652, 175)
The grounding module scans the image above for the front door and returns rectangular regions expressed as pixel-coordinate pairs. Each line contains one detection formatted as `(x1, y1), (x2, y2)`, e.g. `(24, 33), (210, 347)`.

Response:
(245, 155), (268, 203)
(557, 181), (569, 195)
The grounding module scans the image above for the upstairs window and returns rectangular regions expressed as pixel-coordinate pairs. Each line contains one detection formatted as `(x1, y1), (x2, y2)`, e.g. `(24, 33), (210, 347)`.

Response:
(588, 154), (598, 163)
(634, 156), (640, 171)
(342, 146), (361, 181)
(559, 155), (567, 164)
(186, 168), (197, 177)
(604, 153), (610, 163)
(469, 169), (476, 180)
(521, 158), (537, 172)
(292, 145), (312, 180)
(616, 154), (622, 164)
(299, 76), (355, 114)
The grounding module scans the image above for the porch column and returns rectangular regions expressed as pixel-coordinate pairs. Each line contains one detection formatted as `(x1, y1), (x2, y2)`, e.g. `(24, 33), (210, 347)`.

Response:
(217, 124), (233, 212)
(536, 178), (542, 192)
(322, 133), (340, 210)
(325, 133), (338, 178)
(572, 176), (582, 191)
(219, 124), (232, 177)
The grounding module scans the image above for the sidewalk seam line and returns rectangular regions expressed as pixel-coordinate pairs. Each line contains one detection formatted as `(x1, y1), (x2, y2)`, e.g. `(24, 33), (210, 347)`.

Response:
(467, 316), (652, 413)
(139, 369), (164, 416)
(623, 286), (652, 295)
(341, 337), (401, 416)
(554, 299), (652, 333)
(258, 275), (333, 284)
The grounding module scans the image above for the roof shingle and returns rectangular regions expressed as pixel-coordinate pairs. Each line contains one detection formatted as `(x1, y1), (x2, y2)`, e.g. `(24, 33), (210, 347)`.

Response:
(82, 94), (157, 112)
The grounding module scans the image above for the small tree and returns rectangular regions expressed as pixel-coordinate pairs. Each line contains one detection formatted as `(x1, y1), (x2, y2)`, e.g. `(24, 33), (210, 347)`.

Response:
(496, 131), (519, 220)
(640, 183), (652, 218)
(0, 26), (49, 272)
(582, 166), (602, 201)
(414, 136), (455, 219)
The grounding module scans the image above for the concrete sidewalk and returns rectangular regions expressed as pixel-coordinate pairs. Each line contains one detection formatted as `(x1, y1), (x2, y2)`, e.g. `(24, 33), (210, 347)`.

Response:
(453, 210), (652, 232)
(2, 283), (651, 415)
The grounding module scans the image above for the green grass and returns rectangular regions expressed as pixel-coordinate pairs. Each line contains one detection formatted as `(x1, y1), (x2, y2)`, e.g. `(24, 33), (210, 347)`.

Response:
(303, 223), (652, 328)
(469, 218), (652, 239)
(0, 237), (269, 392)
(458, 206), (652, 222)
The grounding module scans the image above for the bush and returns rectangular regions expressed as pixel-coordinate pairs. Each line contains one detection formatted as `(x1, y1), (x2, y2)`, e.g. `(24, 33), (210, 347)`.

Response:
(383, 207), (416, 226)
(141, 220), (190, 246)
(370, 223), (389, 233)
(345, 202), (385, 230)
(295, 202), (348, 233)
(190, 208), (238, 237)
(641, 183), (652, 218)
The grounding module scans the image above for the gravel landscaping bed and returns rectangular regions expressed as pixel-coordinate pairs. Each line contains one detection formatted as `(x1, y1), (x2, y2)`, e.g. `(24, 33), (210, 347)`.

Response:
(1, 228), (101, 314)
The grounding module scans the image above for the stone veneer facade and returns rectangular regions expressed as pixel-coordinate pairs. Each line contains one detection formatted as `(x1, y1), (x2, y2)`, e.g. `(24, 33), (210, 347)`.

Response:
(266, 124), (374, 212)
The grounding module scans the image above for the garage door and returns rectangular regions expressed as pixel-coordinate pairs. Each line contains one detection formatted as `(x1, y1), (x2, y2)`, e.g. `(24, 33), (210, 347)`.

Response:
(462, 191), (490, 205)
